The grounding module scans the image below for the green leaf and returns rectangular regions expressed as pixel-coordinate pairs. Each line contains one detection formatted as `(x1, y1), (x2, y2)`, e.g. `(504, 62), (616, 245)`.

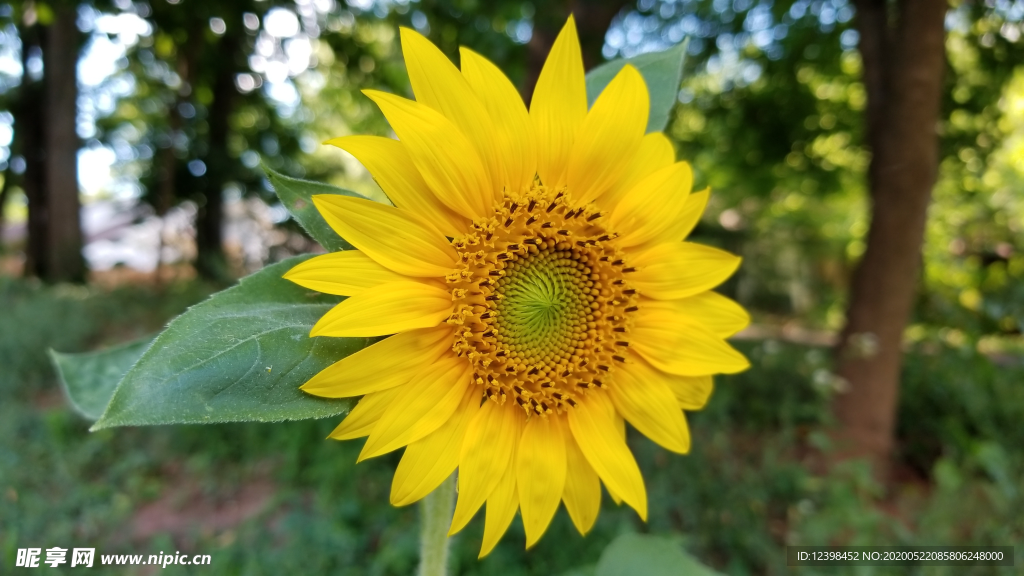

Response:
(50, 337), (154, 420)
(91, 256), (366, 430)
(595, 533), (722, 576)
(264, 164), (365, 252)
(585, 41), (689, 134)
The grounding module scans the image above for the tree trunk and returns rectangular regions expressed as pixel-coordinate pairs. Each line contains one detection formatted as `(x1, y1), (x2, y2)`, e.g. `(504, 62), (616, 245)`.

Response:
(833, 0), (948, 475)
(156, 109), (179, 216)
(41, 4), (84, 282)
(0, 168), (11, 247)
(193, 31), (238, 281)
(523, 0), (626, 100)
(20, 20), (46, 277)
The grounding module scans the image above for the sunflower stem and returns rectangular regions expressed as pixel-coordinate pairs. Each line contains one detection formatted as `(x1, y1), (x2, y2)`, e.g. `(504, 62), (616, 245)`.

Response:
(418, 473), (456, 576)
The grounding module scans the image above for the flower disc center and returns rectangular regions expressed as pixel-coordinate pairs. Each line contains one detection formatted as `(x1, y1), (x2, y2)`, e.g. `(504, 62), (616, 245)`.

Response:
(494, 248), (593, 366)
(446, 185), (639, 416)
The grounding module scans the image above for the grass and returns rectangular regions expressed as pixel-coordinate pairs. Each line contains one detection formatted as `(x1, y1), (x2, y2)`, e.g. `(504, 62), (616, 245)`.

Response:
(0, 275), (1021, 574)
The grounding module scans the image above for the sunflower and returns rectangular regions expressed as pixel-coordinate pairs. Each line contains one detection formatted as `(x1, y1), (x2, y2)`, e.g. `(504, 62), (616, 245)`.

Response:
(283, 16), (750, 557)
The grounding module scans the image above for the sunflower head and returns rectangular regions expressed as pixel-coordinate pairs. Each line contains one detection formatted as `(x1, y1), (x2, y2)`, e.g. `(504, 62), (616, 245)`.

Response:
(283, 15), (750, 558)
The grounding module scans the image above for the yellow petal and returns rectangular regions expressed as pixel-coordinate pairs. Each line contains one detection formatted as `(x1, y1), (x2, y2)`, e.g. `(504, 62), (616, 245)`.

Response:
(609, 360), (690, 454)
(568, 64), (649, 205)
(324, 136), (468, 236)
(364, 90), (493, 220)
(641, 292), (750, 338)
(460, 47), (537, 196)
(517, 415), (567, 548)
(283, 250), (407, 297)
(391, 385), (481, 506)
(629, 242), (741, 300)
(400, 28), (503, 203)
(301, 325), (454, 398)
(530, 15), (587, 188)
(604, 413), (626, 506)
(601, 132), (675, 210)
(327, 385), (405, 440)
(665, 373), (714, 410)
(609, 162), (693, 248)
(671, 187), (710, 242)
(312, 194), (456, 278)
(310, 281), (452, 338)
(450, 402), (525, 536)
(631, 311), (750, 376)
(358, 354), (472, 460)
(479, 441), (519, 558)
(566, 392), (647, 520)
(562, 431), (601, 535)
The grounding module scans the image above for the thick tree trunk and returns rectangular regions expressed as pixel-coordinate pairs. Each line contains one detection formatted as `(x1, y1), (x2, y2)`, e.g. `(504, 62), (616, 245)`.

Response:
(21, 30), (47, 278)
(21, 6), (83, 282)
(41, 4), (84, 282)
(833, 0), (948, 475)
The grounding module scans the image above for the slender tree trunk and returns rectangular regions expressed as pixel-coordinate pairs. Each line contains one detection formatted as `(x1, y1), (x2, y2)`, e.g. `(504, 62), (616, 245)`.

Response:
(523, 0), (626, 100)
(193, 31), (238, 280)
(41, 4), (84, 282)
(0, 168), (11, 248)
(156, 107), (179, 216)
(154, 105), (179, 283)
(833, 0), (948, 475)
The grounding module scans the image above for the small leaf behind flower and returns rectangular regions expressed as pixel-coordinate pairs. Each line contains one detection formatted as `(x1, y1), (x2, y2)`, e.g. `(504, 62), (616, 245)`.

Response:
(51, 337), (154, 420)
(595, 533), (722, 576)
(90, 256), (365, 430)
(264, 164), (364, 252)
(585, 40), (689, 134)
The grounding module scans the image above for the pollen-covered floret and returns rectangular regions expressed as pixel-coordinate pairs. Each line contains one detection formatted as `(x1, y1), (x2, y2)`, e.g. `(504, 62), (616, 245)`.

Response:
(447, 185), (639, 415)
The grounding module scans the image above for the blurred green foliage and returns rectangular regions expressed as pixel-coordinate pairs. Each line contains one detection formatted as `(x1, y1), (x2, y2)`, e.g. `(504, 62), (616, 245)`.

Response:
(1, 280), (1021, 574)
(12, 0), (1017, 344)
(2, 0), (1024, 573)
(609, 0), (1024, 340)
(0, 276), (212, 395)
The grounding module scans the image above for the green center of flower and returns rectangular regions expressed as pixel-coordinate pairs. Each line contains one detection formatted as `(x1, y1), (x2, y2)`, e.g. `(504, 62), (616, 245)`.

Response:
(493, 249), (595, 366)
(446, 185), (639, 416)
